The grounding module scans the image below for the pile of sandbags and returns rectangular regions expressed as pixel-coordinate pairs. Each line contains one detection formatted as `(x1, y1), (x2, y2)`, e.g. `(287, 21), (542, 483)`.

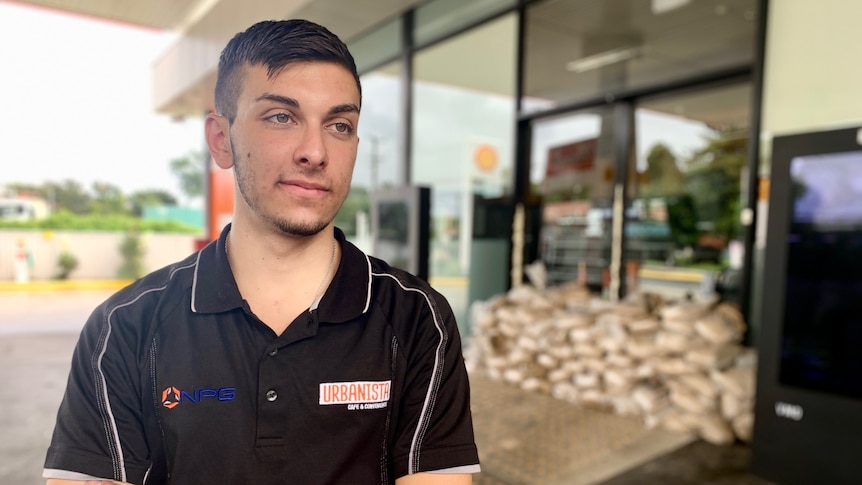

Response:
(464, 281), (757, 445)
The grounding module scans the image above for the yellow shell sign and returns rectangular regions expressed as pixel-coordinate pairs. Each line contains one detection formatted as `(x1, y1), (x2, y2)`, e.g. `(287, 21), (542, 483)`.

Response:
(474, 144), (498, 173)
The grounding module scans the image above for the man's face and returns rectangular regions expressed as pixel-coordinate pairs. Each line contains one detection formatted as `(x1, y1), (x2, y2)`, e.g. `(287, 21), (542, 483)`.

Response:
(226, 62), (360, 237)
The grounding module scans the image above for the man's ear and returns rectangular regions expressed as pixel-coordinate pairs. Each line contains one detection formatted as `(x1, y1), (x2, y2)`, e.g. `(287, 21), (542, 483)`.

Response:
(205, 112), (234, 169)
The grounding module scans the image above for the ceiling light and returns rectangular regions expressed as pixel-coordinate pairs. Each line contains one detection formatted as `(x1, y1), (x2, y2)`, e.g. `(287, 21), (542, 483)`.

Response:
(565, 46), (643, 73)
(651, 0), (690, 15)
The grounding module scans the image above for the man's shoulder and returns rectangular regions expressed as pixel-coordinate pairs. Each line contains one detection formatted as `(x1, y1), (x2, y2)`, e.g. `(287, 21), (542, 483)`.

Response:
(367, 255), (434, 293)
(96, 251), (200, 322)
(366, 255), (452, 318)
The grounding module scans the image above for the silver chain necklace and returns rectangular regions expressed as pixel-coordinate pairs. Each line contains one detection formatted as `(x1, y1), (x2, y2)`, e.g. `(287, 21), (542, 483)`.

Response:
(312, 238), (338, 304)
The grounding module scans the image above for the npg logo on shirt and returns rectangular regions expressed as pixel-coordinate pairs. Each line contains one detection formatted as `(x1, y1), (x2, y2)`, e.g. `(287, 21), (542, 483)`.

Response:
(162, 386), (236, 409)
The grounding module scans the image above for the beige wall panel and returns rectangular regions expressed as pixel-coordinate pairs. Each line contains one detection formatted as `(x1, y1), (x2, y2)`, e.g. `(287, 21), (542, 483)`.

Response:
(762, 0), (862, 137)
(0, 231), (198, 281)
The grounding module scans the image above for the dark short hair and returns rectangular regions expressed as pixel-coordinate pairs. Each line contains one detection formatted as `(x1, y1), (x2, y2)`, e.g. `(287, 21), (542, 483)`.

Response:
(214, 19), (361, 122)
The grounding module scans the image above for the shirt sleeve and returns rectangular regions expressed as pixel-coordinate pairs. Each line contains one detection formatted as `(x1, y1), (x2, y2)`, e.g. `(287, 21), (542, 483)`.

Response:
(390, 285), (480, 478)
(44, 299), (153, 485)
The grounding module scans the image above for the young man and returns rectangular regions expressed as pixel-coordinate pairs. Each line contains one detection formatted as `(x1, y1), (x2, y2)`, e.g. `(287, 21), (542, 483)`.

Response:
(44, 19), (479, 485)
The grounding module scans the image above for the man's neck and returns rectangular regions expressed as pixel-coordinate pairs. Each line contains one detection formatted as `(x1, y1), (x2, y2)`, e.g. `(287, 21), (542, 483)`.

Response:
(225, 222), (339, 334)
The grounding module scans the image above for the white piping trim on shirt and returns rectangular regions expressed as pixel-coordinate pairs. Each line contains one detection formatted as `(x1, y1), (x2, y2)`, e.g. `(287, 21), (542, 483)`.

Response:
(43, 469), (114, 481)
(362, 254), (373, 313)
(95, 261), (195, 482)
(371, 272), (446, 474)
(189, 250), (205, 313)
(429, 464), (482, 474)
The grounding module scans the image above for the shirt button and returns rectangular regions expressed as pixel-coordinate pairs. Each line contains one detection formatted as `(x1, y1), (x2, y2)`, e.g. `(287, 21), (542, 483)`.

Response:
(266, 390), (278, 402)
(269, 348), (278, 357)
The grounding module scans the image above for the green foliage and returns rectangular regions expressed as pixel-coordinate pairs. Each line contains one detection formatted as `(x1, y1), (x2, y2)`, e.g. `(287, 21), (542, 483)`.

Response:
(665, 194), (699, 248)
(89, 182), (128, 215)
(54, 252), (79, 280)
(0, 209), (200, 233)
(8, 180), (92, 214)
(129, 190), (178, 217)
(642, 143), (685, 197)
(117, 229), (145, 280)
(53, 180), (94, 214)
(5, 154), (198, 217)
(684, 132), (748, 242)
(169, 151), (205, 201)
(334, 186), (370, 236)
(641, 131), (747, 243)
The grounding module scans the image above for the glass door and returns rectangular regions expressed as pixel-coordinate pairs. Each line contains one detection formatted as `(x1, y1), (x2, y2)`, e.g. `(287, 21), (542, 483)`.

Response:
(530, 107), (616, 292)
(626, 83), (752, 301)
(411, 14), (517, 331)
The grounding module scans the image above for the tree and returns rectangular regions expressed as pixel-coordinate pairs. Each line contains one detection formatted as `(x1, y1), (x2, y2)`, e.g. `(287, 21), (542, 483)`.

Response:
(665, 193), (699, 248)
(642, 143), (685, 197)
(5, 183), (43, 197)
(117, 228), (145, 279)
(90, 182), (128, 215)
(334, 186), (370, 237)
(55, 251), (79, 280)
(684, 132), (747, 242)
(170, 151), (205, 202)
(129, 189), (178, 217)
(45, 180), (92, 214)
(3, 179), (186, 219)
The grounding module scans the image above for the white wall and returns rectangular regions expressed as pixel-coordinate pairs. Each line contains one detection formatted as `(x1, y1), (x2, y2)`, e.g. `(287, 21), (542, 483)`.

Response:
(761, 1), (862, 140)
(750, 1), (862, 341)
(0, 231), (199, 281)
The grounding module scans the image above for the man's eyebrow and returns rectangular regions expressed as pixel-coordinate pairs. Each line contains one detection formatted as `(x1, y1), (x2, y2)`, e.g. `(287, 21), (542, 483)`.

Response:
(256, 93), (299, 108)
(329, 104), (360, 116)
(255, 94), (359, 116)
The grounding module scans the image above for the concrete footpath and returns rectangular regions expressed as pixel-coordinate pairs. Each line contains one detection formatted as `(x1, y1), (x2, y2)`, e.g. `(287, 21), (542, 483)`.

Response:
(0, 286), (698, 485)
(0, 289), (118, 485)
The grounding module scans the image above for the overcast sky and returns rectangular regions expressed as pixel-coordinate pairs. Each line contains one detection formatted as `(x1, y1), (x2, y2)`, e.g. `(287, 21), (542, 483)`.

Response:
(0, 2), (205, 199)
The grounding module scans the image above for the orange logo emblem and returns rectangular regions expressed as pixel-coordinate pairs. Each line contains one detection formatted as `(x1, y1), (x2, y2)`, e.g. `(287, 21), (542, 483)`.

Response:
(162, 386), (181, 409)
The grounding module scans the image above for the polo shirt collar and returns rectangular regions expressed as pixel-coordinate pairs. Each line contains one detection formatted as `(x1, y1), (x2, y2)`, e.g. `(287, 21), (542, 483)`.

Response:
(316, 228), (373, 323)
(190, 223), (243, 314)
(191, 224), (372, 323)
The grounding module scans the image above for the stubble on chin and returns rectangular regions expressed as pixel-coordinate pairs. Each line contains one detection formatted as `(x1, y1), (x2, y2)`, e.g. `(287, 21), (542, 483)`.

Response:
(233, 149), (332, 237)
(231, 136), (344, 237)
(268, 216), (330, 238)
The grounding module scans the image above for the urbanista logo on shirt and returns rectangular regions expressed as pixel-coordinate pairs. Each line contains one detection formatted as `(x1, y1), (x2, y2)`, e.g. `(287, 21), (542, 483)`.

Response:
(319, 380), (391, 410)
(161, 386), (236, 409)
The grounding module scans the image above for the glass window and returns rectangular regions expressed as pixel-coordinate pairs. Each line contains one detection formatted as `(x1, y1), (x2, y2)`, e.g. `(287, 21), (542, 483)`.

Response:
(531, 108), (617, 292)
(412, 14), (517, 327)
(336, 61), (402, 251)
(627, 83), (752, 301)
(413, 0), (516, 48)
(522, 0), (758, 114)
(349, 17), (401, 74)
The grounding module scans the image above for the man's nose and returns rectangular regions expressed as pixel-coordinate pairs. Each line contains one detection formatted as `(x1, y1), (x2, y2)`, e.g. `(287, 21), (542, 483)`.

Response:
(295, 127), (327, 167)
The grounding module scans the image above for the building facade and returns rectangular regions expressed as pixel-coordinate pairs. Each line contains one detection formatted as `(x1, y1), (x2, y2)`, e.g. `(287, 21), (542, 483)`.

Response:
(147, 0), (860, 344)
(15, 0), (862, 340)
(12, 0), (862, 341)
(9, 1), (862, 482)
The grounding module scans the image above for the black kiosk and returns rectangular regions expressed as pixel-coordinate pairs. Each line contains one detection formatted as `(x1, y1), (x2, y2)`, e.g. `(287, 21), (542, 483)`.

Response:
(370, 186), (431, 281)
(752, 126), (862, 485)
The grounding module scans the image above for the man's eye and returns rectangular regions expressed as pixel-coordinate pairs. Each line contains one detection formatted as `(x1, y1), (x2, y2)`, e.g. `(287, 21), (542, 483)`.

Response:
(271, 113), (291, 123)
(333, 122), (352, 134)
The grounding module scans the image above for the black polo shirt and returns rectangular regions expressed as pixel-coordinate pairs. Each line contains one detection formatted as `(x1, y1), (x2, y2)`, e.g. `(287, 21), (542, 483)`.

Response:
(44, 225), (479, 484)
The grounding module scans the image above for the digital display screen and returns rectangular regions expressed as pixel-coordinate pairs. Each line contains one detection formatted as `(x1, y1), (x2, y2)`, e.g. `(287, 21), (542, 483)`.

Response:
(779, 150), (862, 399)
